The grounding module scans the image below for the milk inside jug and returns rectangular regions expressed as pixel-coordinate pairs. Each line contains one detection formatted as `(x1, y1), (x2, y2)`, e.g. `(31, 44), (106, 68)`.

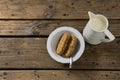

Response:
(89, 12), (107, 31)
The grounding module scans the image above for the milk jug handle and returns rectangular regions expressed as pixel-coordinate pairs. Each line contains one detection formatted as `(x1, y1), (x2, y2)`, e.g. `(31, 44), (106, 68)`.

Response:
(102, 29), (115, 42)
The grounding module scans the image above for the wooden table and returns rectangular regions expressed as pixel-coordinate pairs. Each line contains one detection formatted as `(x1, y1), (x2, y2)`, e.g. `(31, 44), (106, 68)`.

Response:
(0, 0), (119, 80)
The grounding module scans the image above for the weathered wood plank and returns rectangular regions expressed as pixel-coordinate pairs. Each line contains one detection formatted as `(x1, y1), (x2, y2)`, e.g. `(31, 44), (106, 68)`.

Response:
(0, 70), (120, 80)
(0, 0), (119, 19)
(0, 38), (119, 69)
(0, 20), (119, 36)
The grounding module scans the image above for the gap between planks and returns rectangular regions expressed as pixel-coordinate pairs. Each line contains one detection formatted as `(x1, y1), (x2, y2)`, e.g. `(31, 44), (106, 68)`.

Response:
(0, 68), (120, 71)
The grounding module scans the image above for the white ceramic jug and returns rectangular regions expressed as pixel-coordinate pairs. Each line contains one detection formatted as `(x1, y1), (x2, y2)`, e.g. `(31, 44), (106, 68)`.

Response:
(83, 11), (115, 45)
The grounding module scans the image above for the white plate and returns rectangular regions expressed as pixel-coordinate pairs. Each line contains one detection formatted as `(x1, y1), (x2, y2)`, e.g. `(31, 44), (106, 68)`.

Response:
(47, 26), (85, 63)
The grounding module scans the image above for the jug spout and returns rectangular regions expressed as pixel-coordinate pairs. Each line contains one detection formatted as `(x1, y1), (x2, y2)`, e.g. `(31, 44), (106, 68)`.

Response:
(88, 11), (95, 19)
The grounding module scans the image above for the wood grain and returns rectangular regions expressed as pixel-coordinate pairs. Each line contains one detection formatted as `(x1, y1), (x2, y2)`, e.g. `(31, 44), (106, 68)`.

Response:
(0, 0), (119, 19)
(0, 70), (120, 80)
(0, 20), (119, 36)
(0, 0), (119, 79)
(0, 38), (119, 69)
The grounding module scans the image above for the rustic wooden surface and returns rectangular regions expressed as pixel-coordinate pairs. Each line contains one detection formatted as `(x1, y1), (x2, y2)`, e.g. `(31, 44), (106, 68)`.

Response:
(0, 0), (119, 19)
(0, 38), (119, 69)
(0, 0), (119, 80)
(0, 70), (120, 80)
(0, 20), (119, 36)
